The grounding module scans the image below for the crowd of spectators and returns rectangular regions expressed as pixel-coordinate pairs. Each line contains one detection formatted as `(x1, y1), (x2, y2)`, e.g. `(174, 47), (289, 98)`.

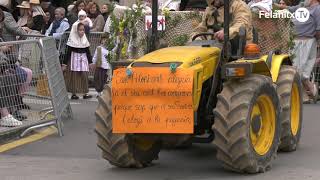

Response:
(1, 0), (114, 38)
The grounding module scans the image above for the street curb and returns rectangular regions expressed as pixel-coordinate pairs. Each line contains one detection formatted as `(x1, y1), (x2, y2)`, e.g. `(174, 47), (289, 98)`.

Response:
(0, 126), (57, 153)
(0, 129), (25, 145)
(0, 119), (56, 145)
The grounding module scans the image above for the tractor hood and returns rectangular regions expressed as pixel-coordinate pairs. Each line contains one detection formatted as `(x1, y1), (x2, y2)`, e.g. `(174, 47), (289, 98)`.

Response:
(132, 46), (221, 68)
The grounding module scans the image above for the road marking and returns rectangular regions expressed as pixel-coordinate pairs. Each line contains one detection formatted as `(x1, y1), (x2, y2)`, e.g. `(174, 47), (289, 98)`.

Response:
(0, 126), (57, 153)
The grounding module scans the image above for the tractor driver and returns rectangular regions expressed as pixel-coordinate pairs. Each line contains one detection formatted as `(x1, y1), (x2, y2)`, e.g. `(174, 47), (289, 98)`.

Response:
(191, 0), (253, 43)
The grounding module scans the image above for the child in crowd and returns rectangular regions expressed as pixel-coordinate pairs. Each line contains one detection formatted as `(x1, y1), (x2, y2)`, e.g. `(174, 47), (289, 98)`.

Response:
(77, 9), (92, 34)
(92, 33), (111, 96)
(63, 22), (93, 100)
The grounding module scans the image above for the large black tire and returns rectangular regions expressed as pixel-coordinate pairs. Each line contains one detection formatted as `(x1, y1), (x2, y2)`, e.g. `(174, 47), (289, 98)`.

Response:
(276, 66), (303, 152)
(213, 75), (281, 173)
(95, 85), (161, 168)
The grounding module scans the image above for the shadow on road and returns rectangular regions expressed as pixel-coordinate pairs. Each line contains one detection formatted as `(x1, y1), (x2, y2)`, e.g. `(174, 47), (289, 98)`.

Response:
(101, 144), (260, 180)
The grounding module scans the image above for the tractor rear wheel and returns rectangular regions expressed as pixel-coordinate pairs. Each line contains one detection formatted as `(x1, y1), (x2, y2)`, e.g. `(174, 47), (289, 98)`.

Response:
(276, 66), (303, 152)
(95, 85), (161, 168)
(213, 75), (281, 173)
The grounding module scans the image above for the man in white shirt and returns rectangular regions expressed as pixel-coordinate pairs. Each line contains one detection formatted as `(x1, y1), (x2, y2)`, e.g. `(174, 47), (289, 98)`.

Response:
(45, 7), (70, 40)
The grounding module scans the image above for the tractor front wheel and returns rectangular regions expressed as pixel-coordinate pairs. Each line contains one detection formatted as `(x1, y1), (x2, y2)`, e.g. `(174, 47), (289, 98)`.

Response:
(213, 75), (281, 173)
(95, 85), (161, 168)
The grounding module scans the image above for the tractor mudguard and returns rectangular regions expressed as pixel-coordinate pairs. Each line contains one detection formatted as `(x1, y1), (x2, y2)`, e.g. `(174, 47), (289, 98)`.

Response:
(223, 59), (271, 78)
(261, 54), (292, 82)
(222, 54), (292, 81)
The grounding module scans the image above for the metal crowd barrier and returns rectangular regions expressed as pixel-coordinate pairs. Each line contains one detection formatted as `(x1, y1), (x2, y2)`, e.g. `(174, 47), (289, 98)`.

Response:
(0, 36), (72, 137)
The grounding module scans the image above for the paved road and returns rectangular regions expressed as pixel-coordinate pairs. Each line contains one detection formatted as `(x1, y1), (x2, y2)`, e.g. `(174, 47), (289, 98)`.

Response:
(1, 102), (320, 180)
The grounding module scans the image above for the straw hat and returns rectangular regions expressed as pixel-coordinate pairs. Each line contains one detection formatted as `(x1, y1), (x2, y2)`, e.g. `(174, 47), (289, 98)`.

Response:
(67, 4), (75, 12)
(17, 1), (30, 9)
(29, 0), (40, 4)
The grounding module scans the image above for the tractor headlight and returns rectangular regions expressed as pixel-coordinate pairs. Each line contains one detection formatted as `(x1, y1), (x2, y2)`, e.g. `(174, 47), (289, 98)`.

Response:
(225, 67), (246, 77)
(223, 63), (252, 78)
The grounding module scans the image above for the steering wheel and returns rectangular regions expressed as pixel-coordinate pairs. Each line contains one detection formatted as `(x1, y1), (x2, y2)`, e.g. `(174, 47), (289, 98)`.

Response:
(192, 32), (216, 41)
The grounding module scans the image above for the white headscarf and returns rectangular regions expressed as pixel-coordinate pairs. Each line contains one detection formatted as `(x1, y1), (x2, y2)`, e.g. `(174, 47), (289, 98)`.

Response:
(66, 22), (90, 48)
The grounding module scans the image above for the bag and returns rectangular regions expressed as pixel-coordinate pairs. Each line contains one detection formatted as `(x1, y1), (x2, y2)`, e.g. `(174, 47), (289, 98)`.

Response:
(36, 74), (51, 97)
(96, 47), (102, 68)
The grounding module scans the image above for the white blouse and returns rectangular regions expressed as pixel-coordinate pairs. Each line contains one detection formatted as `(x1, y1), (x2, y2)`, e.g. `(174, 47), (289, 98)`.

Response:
(92, 46), (111, 70)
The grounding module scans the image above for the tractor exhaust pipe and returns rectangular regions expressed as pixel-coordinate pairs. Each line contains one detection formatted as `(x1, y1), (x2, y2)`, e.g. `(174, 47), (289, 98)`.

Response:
(223, 0), (230, 62)
(147, 0), (159, 53)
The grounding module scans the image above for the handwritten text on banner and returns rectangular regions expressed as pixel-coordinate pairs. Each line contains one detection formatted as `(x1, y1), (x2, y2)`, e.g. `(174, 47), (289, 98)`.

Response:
(112, 67), (194, 133)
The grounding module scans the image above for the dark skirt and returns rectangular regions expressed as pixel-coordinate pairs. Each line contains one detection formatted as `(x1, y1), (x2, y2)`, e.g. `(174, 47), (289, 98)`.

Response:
(64, 70), (89, 94)
(94, 67), (108, 93)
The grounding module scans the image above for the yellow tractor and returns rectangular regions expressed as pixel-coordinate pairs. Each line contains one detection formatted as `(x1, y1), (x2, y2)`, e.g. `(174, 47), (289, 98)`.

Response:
(95, 0), (303, 173)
